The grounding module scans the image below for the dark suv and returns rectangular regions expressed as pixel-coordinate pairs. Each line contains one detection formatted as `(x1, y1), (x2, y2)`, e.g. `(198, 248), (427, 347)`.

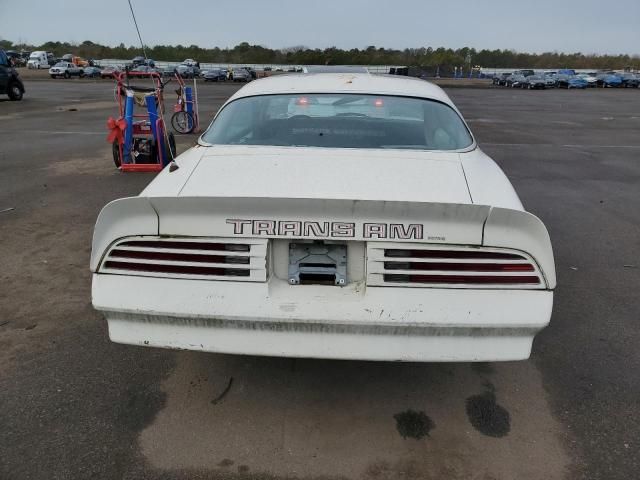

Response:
(0, 50), (25, 100)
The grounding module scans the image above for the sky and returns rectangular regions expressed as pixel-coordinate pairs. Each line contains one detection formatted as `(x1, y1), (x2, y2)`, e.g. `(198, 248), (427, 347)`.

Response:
(1, 0), (639, 56)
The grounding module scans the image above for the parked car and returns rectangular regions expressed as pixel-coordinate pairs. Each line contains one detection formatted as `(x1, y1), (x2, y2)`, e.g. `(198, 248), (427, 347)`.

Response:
(175, 64), (200, 78)
(244, 66), (257, 79)
(0, 49), (25, 100)
(100, 65), (121, 79)
(506, 73), (527, 88)
(27, 51), (49, 69)
(596, 73), (622, 88)
(204, 68), (226, 82)
(90, 73), (556, 362)
(161, 66), (177, 77)
(49, 62), (84, 78)
(130, 65), (157, 78)
(525, 75), (546, 89)
(544, 74), (557, 88)
(231, 68), (252, 82)
(556, 74), (588, 89)
(577, 73), (598, 87)
(82, 66), (102, 78)
(517, 69), (535, 77)
(619, 73), (639, 88)
(183, 58), (199, 67)
(5, 50), (25, 67)
(492, 73), (511, 86)
(131, 56), (155, 68)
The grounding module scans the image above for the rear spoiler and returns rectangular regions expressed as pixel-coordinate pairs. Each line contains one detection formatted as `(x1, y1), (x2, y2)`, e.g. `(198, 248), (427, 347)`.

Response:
(91, 196), (555, 288)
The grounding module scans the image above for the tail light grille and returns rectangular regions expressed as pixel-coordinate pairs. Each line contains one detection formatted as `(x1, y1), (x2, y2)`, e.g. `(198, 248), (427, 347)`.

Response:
(100, 237), (268, 282)
(367, 243), (545, 289)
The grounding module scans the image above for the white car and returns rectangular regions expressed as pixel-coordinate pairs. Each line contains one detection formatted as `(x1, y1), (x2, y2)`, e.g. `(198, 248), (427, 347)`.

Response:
(91, 74), (555, 362)
(577, 73), (598, 87)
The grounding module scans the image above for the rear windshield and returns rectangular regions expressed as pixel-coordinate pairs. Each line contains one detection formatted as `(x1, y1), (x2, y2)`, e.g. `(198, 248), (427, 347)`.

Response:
(201, 93), (473, 151)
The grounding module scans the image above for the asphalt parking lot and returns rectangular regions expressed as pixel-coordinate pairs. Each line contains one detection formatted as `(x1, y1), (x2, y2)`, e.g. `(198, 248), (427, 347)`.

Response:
(1, 79), (639, 480)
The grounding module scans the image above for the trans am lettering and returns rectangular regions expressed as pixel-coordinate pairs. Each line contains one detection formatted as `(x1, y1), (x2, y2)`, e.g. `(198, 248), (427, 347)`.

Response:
(226, 219), (424, 240)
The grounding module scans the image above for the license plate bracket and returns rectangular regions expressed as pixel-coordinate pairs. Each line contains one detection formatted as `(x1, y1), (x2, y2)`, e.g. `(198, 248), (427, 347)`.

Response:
(288, 241), (347, 286)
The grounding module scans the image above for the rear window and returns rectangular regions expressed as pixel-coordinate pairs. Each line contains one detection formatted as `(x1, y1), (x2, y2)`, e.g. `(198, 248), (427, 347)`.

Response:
(201, 93), (473, 151)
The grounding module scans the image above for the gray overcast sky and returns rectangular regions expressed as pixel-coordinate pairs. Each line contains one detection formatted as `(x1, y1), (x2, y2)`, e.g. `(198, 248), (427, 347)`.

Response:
(1, 0), (638, 55)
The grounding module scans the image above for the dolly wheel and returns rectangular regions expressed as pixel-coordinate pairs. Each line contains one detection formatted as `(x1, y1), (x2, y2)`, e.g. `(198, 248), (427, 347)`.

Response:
(171, 111), (194, 134)
(112, 141), (122, 168)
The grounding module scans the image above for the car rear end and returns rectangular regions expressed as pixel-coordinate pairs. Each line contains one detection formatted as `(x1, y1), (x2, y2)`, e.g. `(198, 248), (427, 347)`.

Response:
(91, 77), (556, 362)
(91, 193), (555, 362)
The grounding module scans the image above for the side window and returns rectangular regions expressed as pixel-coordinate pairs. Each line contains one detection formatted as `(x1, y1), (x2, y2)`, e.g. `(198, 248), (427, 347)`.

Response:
(0, 51), (8, 67)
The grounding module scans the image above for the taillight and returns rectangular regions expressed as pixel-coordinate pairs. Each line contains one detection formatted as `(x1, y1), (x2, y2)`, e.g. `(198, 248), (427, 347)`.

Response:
(99, 237), (268, 281)
(368, 244), (545, 288)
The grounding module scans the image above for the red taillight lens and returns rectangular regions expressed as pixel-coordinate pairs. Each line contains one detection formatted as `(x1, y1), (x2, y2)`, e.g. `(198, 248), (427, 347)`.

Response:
(384, 262), (534, 272)
(118, 240), (249, 252)
(384, 274), (541, 285)
(109, 249), (250, 264)
(385, 249), (524, 260)
(104, 261), (250, 277)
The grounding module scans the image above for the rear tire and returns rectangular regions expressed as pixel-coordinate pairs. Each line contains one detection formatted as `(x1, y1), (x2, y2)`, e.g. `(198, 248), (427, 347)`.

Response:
(171, 111), (195, 134)
(7, 83), (23, 101)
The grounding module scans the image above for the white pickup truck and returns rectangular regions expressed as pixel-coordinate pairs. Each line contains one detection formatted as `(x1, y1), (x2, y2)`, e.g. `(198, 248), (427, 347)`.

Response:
(49, 62), (83, 79)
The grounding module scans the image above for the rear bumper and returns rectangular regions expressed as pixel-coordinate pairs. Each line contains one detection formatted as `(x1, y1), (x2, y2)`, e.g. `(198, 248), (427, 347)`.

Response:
(92, 274), (553, 362)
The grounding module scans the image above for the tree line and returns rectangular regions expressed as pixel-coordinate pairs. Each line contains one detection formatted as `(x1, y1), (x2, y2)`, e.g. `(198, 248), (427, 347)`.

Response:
(1, 39), (638, 70)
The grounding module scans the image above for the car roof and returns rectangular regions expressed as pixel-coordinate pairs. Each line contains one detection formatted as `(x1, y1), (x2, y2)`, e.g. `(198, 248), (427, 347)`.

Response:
(227, 73), (454, 107)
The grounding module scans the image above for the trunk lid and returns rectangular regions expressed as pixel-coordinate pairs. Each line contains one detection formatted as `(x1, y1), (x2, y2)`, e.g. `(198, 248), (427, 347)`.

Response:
(177, 146), (473, 204)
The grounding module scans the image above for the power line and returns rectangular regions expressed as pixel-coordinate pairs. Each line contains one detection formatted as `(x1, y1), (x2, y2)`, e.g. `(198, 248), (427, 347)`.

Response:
(127, 0), (147, 59)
